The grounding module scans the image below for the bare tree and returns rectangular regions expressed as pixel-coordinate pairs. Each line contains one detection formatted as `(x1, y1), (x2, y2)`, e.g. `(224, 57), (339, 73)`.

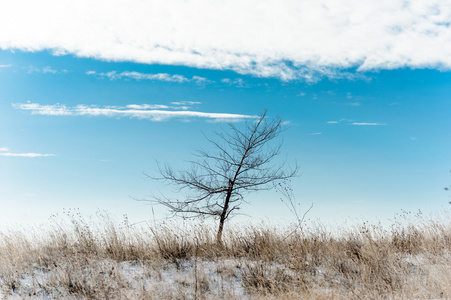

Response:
(148, 110), (297, 244)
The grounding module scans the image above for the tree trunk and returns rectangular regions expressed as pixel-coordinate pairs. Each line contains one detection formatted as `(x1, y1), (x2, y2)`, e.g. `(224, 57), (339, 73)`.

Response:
(216, 214), (226, 245)
(216, 180), (233, 245)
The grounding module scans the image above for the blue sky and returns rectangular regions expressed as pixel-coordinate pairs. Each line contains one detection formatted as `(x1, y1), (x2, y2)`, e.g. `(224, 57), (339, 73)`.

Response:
(1, 0), (451, 227)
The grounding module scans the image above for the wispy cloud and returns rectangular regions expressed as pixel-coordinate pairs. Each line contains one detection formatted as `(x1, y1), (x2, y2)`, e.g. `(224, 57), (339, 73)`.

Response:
(168, 101), (202, 110)
(1, 1), (449, 81)
(170, 101), (201, 106)
(0, 147), (54, 158)
(126, 104), (170, 110)
(0, 152), (54, 157)
(87, 71), (209, 84)
(26, 66), (68, 74)
(326, 120), (385, 126)
(125, 101), (201, 111)
(12, 103), (72, 116)
(221, 78), (247, 87)
(12, 102), (256, 122)
(0, 64), (12, 68)
(43, 66), (68, 74)
(310, 132), (322, 135)
(352, 122), (386, 126)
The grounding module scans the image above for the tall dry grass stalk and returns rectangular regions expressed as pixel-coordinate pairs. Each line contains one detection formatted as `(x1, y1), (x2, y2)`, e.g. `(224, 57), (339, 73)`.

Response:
(0, 210), (449, 299)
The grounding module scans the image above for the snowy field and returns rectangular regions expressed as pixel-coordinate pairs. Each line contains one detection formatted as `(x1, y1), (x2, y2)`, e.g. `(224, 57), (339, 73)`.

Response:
(1, 253), (450, 299)
(0, 214), (450, 299)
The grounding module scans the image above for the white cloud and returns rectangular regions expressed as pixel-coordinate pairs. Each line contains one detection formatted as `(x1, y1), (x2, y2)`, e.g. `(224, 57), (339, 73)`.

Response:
(126, 102), (201, 110)
(207, 118), (249, 124)
(42, 66), (68, 74)
(0, 152), (54, 157)
(326, 120), (385, 126)
(170, 101), (201, 106)
(192, 76), (211, 84)
(126, 104), (170, 110)
(25, 66), (68, 74)
(311, 132), (322, 135)
(0, 64), (12, 68)
(87, 70), (208, 84)
(12, 102), (72, 116)
(1, 1), (449, 81)
(42, 66), (58, 74)
(12, 102), (257, 122)
(221, 78), (247, 87)
(0, 146), (54, 158)
(352, 122), (386, 126)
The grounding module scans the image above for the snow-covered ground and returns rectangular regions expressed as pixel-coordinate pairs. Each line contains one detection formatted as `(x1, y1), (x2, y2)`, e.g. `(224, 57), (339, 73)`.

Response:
(1, 252), (449, 299)
(1, 258), (250, 299)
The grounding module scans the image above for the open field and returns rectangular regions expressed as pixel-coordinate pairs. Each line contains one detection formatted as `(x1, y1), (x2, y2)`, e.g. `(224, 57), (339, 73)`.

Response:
(0, 211), (450, 299)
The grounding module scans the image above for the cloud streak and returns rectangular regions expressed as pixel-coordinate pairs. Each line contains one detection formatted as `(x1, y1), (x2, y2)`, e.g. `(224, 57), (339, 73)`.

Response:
(352, 122), (386, 126)
(0, 147), (54, 157)
(326, 120), (386, 126)
(12, 102), (257, 122)
(1, 1), (450, 81)
(0, 152), (54, 157)
(87, 71), (209, 84)
(26, 66), (68, 74)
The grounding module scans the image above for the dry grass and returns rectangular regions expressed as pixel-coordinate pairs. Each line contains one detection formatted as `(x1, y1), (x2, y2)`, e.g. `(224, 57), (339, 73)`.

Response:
(0, 210), (450, 299)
